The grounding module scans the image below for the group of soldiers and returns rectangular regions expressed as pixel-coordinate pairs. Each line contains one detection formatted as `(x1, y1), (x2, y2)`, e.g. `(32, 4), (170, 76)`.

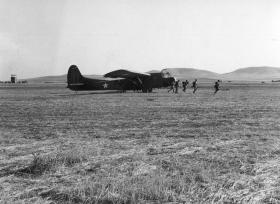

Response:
(168, 79), (220, 94)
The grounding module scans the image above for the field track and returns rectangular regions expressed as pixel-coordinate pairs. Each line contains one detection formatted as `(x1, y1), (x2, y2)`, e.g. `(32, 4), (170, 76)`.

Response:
(1, 83), (280, 203)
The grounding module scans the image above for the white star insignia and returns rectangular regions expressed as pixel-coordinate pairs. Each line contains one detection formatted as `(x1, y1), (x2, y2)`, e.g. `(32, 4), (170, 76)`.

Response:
(103, 82), (108, 88)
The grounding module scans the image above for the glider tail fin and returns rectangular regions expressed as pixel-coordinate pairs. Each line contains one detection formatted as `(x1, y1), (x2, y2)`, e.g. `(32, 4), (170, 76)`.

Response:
(67, 65), (84, 88)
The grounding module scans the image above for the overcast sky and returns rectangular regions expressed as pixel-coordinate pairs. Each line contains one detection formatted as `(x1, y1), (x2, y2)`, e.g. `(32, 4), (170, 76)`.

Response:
(0, 0), (280, 80)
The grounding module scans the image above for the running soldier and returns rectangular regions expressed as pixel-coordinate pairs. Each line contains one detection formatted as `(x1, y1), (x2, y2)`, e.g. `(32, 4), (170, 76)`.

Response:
(182, 81), (187, 92)
(191, 79), (198, 93)
(185, 80), (189, 87)
(174, 80), (180, 93)
(214, 80), (220, 94)
(168, 80), (175, 93)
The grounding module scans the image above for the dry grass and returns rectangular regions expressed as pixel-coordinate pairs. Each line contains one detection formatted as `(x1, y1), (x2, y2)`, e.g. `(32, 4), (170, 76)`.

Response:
(1, 83), (280, 203)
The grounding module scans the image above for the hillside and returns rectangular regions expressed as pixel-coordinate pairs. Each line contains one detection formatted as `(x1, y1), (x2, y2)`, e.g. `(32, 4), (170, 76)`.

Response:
(24, 75), (67, 83)
(222, 66), (280, 81)
(24, 74), (103, 84)
(164, 68), (220, 80)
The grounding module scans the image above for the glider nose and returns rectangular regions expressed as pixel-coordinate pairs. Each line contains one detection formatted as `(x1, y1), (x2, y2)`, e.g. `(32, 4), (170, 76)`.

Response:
(163, 77), (176, 87)
(169, 77), (176, 84)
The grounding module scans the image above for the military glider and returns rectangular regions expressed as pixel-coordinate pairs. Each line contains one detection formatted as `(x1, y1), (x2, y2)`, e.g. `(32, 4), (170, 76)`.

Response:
(67, 65), (175, 92)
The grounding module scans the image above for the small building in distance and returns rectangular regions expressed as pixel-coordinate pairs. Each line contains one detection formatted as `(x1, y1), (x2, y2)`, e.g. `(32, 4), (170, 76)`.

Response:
(11, 75), (17, 83)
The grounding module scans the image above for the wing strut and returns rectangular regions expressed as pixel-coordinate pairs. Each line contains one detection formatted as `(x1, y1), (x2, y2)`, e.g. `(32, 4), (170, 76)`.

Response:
(136, 76), (143, 85)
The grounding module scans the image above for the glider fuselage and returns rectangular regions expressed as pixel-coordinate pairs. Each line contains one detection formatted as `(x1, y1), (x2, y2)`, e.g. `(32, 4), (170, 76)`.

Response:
(67, 65), (175, 92)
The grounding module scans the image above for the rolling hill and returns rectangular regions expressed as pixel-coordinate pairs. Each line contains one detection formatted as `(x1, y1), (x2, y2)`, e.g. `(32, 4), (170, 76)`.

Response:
(163, 68), (220, 80)
(24, 74), (67, 83)
(25, 74), (103, 84)
(221, 66), (280, 81)
(166, 67), (280, 81)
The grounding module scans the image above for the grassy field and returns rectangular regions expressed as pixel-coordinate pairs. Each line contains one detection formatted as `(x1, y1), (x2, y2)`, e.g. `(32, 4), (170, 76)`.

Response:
(1, 83), (280, 203)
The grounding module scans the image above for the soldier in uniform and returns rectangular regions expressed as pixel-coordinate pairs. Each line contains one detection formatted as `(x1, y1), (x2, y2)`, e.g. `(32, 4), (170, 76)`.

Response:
(182, 81), (187, 92)
(174, 80), (180, 93)
(214, 80), (220, 94)
(191, 79), (198, 93)
(168, 80), (175, 93)
(186, 80), (189, 87)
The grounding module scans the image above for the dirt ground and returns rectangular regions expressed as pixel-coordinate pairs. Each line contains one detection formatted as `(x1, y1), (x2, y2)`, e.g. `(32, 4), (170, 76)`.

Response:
(1, 83), (280, 203)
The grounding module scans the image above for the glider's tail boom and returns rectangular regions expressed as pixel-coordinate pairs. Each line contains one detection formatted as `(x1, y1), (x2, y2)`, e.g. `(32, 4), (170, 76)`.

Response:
(67, 65), (85, 89)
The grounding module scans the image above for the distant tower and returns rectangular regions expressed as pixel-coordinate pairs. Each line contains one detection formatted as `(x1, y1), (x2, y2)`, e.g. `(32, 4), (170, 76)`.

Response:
(11, 75), (17, 83)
